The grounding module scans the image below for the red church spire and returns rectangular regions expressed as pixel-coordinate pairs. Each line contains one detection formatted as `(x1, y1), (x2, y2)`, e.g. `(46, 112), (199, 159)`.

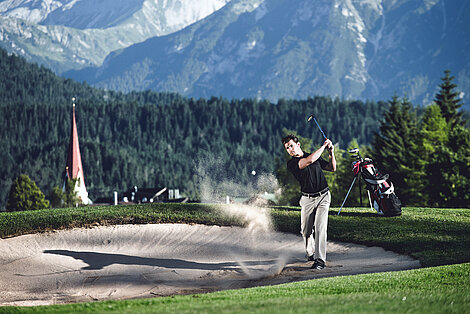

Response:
(64, 98), (90, 204)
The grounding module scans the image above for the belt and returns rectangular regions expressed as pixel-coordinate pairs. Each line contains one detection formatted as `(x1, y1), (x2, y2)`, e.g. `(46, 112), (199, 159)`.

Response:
(302, 188), (329, 198)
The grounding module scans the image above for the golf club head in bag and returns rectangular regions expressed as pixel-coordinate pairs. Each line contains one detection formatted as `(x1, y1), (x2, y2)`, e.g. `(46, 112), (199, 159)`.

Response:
(348, 148), (360, 159)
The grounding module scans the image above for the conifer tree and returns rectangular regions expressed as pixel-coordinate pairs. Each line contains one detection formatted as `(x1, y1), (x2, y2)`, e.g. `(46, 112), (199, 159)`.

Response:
(419, 82), (470, 207)
(7, 174), (50, 211)
(431, 70), (469, 206)
(49, 186), (65, 208)
(427, 125), (470, 207)
(372, 96), (419, 205)
(434, 70), (464, 128)
(48, 179), (81, 208)
(415, 104), (449, 206)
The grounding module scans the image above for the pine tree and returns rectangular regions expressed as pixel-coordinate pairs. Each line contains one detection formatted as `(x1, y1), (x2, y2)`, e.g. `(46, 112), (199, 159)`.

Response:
(7, 174), (50, 211)
(48, 179), (81, 208)
(430, 70), (469, 206)
(416, 104), (449, 206)
(428, 125), (470, 207)
(418, 80), (470, 207)
(372, 96), (419, 205)
(49, 186), (65, 208)
(434, 70), (464, 128)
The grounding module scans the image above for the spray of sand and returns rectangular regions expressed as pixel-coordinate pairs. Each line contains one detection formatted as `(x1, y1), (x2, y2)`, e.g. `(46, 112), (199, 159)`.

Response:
(196, 155), (290, 278)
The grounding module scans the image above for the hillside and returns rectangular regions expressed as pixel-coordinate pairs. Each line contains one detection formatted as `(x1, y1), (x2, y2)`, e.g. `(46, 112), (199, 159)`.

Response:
(0, 48), (387, 209)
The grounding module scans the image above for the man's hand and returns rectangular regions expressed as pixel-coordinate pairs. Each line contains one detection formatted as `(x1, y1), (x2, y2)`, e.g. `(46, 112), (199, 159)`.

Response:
(324, 139), (334, 154)
(323, 138), (332, 149)
(325, 139), (336, 171)
(328, 142), (334, 153)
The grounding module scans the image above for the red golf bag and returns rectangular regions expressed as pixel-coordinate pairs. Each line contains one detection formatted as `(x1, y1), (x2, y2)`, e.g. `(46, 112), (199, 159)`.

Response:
(338, 148), (402, 217)
(354, 158), (402, 217)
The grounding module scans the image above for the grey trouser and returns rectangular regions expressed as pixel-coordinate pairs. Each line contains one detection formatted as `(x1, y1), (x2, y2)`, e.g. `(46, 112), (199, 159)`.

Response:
(299, 191), (331, 261)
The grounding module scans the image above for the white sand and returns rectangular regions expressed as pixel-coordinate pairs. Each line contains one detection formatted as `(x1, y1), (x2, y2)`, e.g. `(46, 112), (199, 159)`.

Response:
(0, 224), (420, 306)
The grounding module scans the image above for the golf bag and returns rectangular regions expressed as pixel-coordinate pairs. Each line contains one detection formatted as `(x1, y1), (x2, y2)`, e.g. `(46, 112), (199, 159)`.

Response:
(338, 148), (402, 217)
(353, 158), (402, 217)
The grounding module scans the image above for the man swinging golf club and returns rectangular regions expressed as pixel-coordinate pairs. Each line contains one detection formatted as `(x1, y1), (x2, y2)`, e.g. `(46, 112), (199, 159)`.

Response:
(282, 117), (336, 269)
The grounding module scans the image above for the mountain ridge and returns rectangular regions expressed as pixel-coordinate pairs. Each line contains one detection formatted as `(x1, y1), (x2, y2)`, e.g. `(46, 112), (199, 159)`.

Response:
(1, 0), (469, 108)
(66, 0), (470, 108)
(0, 0), (231, 72)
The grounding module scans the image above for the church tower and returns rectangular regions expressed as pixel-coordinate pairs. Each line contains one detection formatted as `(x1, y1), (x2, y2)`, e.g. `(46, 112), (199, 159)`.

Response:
(63, 98), (91, 204)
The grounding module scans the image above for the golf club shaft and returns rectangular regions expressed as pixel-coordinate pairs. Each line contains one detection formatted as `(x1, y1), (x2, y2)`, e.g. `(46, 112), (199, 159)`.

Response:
(308, 115), (327, 139)
(313, 117), (327, 139)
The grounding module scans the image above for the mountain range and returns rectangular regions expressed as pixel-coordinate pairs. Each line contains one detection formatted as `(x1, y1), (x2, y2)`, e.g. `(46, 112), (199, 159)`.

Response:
(1, 0), (469, 109)
(0, 0), (230, 72)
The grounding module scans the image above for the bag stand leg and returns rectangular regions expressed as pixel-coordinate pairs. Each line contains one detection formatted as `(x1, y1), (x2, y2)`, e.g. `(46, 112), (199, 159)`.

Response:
(367, 190), (374, 211)
(337, 176), (357, 215)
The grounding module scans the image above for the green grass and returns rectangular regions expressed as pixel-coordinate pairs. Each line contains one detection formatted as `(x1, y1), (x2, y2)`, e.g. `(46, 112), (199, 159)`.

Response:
(331, 207), (470, 267)
(1, 204), (469, 313)
(5, 264), (470, 313)
(275, 206), (470, 267)
(0, 203), (243, 239)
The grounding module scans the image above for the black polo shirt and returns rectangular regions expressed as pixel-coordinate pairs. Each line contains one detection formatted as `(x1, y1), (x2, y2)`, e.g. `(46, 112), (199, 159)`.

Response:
(287, 152), (329, 194)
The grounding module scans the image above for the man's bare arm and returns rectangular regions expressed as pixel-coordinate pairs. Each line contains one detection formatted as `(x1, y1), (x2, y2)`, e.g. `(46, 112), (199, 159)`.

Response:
(323, 144), (336, 172)
(298, 139), (331, 169)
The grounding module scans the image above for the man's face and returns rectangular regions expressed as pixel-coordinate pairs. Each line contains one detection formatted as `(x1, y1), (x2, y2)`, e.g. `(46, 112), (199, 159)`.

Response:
(284, 139), (302, 157)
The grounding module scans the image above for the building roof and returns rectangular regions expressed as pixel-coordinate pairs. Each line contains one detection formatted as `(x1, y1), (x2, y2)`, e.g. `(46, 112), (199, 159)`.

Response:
(65, 102), (86, 189)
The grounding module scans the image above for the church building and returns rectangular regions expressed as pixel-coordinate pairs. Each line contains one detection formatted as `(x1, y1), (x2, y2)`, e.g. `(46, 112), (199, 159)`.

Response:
(63, 98), (92, 205)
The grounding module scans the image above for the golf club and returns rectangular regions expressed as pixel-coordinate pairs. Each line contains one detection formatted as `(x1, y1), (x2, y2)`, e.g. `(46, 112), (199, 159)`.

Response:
(307, 114), (327, 139)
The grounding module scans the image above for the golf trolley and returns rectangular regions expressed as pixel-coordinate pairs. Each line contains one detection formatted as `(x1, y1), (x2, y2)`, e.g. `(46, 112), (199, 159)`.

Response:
(337, 148), (402, 217)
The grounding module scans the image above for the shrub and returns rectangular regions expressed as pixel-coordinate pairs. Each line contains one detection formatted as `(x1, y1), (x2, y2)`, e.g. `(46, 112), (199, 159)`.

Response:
(7, 174), (50, 211)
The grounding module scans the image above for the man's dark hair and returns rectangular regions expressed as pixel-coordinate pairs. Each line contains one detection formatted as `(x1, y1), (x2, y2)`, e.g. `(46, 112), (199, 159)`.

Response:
(282, 134), (299, 145)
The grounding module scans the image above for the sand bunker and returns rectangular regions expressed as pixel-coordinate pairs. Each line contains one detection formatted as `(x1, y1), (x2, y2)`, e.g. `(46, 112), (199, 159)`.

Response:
(0, 224), (420, 306)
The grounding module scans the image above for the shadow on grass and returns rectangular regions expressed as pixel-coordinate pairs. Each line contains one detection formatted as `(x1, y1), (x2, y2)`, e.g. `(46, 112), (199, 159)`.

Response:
(332, 211), (380, 218)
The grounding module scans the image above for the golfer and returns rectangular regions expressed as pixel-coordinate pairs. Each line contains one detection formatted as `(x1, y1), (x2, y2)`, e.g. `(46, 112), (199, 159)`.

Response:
(282, 134), (336, 269)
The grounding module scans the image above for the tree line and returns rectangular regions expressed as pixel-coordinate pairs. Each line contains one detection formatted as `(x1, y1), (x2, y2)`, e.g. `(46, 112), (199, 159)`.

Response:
(371, 70), (470, 208)
(0, 95), (387, 210)
(1, 47), (469, 210)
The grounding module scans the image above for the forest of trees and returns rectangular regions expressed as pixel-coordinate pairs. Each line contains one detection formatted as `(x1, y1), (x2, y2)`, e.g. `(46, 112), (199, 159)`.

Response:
(371, 71), (470, 208)
(1, 48), (469, 210)
(0, 48), (388, 209)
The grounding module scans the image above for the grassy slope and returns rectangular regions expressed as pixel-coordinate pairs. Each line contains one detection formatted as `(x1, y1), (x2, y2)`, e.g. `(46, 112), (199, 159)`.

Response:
(1, 204), (469, 313)
(6, 264), (470, 313)
(273, 206), (470, 267)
